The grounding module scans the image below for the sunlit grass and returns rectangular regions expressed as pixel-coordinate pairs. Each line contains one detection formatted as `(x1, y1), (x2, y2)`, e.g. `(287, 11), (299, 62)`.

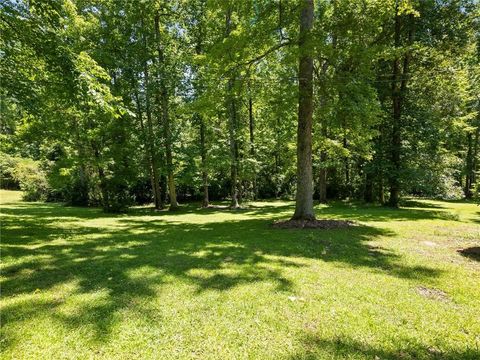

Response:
(1, 190), (479, 359)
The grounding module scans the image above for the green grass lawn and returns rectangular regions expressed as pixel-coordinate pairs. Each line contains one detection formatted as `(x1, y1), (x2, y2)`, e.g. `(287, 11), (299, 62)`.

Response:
(1, 190), (479, 359)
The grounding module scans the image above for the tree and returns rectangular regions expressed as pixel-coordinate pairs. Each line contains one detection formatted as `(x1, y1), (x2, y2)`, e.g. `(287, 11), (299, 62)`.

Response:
(292, 0), (315, 221)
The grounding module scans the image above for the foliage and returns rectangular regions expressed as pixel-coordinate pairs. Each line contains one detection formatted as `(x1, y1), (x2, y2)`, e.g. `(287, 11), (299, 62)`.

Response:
(0, 153), (49, 201)
(0, 0), (478, 210)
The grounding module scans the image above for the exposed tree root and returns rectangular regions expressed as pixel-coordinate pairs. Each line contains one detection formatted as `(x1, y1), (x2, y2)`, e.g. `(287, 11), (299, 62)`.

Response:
(272, 219), (355, 229)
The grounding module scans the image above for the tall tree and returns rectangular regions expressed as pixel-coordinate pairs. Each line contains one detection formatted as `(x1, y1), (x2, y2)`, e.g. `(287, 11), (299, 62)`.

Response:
(292, 0), (315, 220)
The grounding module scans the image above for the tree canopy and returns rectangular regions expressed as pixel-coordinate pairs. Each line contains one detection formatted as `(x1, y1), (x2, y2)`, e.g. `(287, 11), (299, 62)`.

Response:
(1, 0), (479, 213)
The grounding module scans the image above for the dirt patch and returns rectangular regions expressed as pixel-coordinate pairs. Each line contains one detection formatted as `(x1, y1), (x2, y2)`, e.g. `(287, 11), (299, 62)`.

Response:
(272, 219), (355, 229)
(457, 247), (480, 261)
(416, 286), (449, 302)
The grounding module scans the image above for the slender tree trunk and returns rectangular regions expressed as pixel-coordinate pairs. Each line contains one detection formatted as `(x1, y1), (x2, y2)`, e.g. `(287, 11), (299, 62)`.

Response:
(465, 132), (473, 199)
(249, 96), (257, 199)
(141, 18), (163, 210)
(155, 13), (178, 210)
(200, 116), (209, 207)
(388, 6), (402, 207)
(318, 150), (327, 203)
(225, 8), (240, 209)
(193, 7), (209, 208)
(343, 133), (350, 197)
(92, 146), (109, 211)
(227, 78), (240, 208)
(133, 86), (161, 209)
(364, 171), (374, 203)
(72, 118), (89, 206)
(292, 0), (315, 221)
(317, 59), (329, 204)
(388, 9), (414, 207)
(379, 177), (385, 204)
(473, 125), (479, 185)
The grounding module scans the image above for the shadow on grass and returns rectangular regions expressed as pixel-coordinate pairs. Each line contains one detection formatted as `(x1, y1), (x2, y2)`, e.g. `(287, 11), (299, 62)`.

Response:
(1, 200), (443, 347)
(399, 199), (446, 209)
(313, 201), (461, 222)
(289, 334), (480, 360)
(457, 247), (480, 262)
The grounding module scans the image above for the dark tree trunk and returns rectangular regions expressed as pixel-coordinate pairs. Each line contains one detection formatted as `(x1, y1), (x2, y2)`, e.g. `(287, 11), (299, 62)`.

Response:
(292, 0), (315, 221)
(228, 79), (240, 209)
(388, 10), (414, 207)
(318, 150), (327, 203)
(364, 171), (374, 203)
(225, 8), (240, 209)
(200, 117), (209, 207)
(465, 132), (473, 199)
(193, 8), (209, 208)
(379, 180), (385, 204)
(155, 13), (178, 210)
(343, 134), (350, 197)
(249, 96), (257, 199)
(388, 6), (402, 208)
(141, 18), (163, 210)
(133, 86), (162, 210)
(473, 125), (479, 185)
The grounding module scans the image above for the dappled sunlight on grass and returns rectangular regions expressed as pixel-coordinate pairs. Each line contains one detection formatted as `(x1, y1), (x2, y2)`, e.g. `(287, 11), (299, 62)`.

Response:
(1, 190), (479, 359)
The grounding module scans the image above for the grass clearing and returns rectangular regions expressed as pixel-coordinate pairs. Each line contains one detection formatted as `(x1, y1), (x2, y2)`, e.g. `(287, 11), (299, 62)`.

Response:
(1, 190), (479, 359)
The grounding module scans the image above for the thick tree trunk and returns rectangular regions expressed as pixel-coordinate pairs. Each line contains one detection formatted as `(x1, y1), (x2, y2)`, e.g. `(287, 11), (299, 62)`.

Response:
(292, 0), (315, 221)
(155, 13), (178, 210)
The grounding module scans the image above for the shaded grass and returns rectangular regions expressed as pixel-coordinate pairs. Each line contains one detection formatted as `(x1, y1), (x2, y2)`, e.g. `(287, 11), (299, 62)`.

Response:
(1, 190), (479, 359)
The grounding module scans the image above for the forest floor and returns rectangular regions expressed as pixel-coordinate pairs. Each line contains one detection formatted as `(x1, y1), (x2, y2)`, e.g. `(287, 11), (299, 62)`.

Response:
(1, 190), (479, 359)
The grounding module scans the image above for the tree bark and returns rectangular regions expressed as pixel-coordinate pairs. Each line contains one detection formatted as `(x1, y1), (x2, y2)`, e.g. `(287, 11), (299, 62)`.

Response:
(388, 5), (402, 208)
(343, 133), (350, 197)
(193, 6), (209, 208)
(249, 95), (257, 200)
(388, 10), (414, 207)
(227, 77), (240, 208)
(200, 116), (209, 207)
(292, 0), (315, 220)
(155, 13), (178, 210)
(379, 177), (385, 204)
(473, 125), (479, 185)
(133, 85), (163, 210)
(318, 151), (327, 203)
(225, 8), (240, 209)
(364, 170), (374, 203)
(141, 17), (163, 210)
(465, 132), (473, 199)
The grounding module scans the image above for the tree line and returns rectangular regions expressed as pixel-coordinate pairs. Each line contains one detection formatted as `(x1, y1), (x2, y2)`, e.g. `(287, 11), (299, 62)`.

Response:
(1, 0), (479, 217)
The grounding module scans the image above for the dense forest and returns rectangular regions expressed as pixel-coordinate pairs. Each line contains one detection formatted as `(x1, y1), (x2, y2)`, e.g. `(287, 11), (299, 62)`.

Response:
(1, 0), (479, 215)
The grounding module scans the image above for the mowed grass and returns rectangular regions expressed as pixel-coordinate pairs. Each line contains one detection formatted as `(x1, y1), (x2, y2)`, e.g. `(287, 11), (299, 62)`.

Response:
(1, 190), (479, 360)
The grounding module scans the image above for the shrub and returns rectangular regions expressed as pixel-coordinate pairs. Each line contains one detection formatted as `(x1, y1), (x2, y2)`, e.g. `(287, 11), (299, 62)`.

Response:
(11, 157), (50, 201)
(0, 152), (20, 189)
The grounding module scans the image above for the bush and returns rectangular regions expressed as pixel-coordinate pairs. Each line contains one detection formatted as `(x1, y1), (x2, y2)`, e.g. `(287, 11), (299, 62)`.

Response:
(1, 151), (50, 200)
(10, 157), (50, 201)
(0, 152), (20, 189)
